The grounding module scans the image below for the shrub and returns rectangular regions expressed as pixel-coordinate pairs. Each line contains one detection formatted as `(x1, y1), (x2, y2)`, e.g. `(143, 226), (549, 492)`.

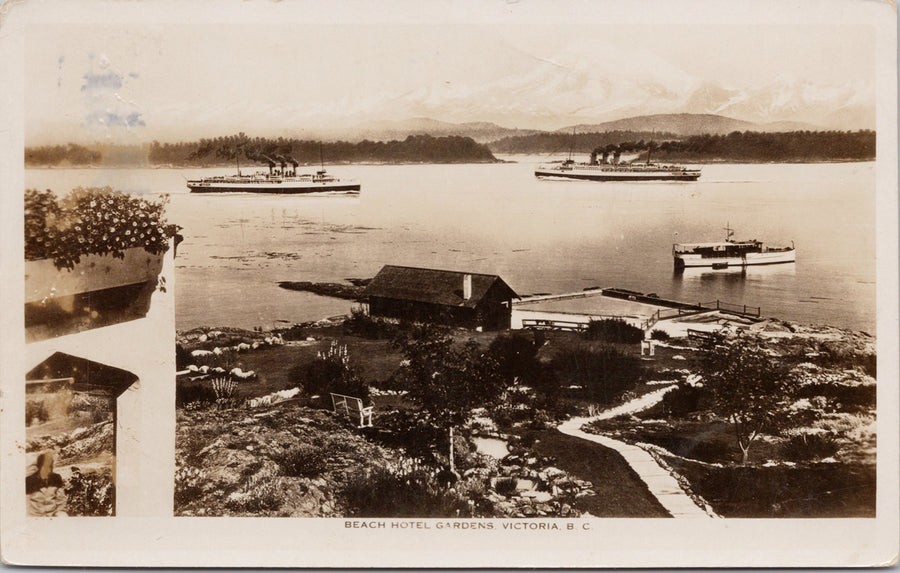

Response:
(650, 329), (671, 341)
(292, 341), (371, 402)
(225, 474), (280, 514)
(342, 307), (399, 339)
(659, 383), (711, 418)
(780, 433), (840, 462)
(341, 462), (470, 518)
(175, 344), (192, 370)
(487, 331), (543, 385)
(814, 341), (876, 377)
(25, 400), (49, 426)
(176, 381), (217, 409)
(298, 357), (347, 396)
(370, 410), (445, 461)
(273, 444), (329, 477)
(25, 187), (179, 270)
(65, 467), (115, 516)
(585, 318), (644, 344)
(794, 383), (876, 415)
(174, 466), (206, 508)
(550, 345), (643, 406)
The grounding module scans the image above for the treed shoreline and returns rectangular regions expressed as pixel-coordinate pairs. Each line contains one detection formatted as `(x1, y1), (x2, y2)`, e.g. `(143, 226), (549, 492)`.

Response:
(25, 129), (876, 168)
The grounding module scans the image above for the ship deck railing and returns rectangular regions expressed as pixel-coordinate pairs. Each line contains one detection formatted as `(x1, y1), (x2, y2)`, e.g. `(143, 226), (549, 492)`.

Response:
(542, 164), (699, 173)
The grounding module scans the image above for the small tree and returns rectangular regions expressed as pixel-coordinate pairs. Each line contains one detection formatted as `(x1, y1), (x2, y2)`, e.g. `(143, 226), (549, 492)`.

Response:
(699, 333), (794, 464)
(394, 325), (504, 472)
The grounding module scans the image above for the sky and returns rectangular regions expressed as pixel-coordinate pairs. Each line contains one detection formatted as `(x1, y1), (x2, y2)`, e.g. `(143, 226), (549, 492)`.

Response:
(21, 0), (879, 145)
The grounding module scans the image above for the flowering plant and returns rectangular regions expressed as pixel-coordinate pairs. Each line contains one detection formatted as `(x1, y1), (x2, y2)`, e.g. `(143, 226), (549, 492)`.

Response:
(25, 186), (180, 270)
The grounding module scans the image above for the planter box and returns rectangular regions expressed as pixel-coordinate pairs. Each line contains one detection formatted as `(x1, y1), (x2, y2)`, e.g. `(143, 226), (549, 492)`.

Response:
(25, 247), (165, 304)
(25, 247), (166, 342)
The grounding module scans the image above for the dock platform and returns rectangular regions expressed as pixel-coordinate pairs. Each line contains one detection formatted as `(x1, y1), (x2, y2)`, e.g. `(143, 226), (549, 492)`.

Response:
(511, 287), (762, 335)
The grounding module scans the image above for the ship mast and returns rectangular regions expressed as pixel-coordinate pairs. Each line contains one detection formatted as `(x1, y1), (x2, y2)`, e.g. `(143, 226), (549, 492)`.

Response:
(724, 222), (735, 242)
(567, 126), (576, 162)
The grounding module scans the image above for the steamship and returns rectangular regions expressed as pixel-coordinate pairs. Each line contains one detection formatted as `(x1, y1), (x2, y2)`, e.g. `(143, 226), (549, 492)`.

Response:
(673, 225), (795, 270)
(187, 157), (360, 194)
(535, 145), (700, 182)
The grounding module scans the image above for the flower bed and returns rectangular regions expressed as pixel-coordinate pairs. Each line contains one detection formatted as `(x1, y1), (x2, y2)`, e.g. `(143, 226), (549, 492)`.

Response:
(25, 187), (178, 270)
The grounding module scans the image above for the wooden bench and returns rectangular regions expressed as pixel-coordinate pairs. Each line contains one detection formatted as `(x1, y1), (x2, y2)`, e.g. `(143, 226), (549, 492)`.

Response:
(687, 328), (716, 343)
(330, 393), (373, 428)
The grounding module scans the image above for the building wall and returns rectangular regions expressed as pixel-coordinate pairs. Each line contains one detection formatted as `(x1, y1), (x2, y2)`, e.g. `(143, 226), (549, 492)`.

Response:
(23, 248), (175, 517)
(369, 297), (478, 327)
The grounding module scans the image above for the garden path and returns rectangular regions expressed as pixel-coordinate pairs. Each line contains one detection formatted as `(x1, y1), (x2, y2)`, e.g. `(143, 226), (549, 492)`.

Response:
(557, 385), (717, 518)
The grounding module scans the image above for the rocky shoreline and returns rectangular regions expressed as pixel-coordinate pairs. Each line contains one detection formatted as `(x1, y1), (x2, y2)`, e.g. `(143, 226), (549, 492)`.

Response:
(277, 278), (371, 301)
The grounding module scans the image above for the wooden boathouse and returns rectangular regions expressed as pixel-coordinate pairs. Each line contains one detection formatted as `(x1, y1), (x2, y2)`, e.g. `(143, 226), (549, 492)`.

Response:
(362, 265), (519, 330)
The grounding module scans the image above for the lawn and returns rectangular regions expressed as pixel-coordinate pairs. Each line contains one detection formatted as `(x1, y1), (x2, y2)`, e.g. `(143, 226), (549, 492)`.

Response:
(530, 429), (671, 517)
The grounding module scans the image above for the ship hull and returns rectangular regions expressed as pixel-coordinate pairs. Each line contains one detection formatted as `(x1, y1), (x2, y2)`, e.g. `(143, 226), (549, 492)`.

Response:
(674, 249), (796, 270)
(187, 181), (360, 194)
(535, 168), (701, 182)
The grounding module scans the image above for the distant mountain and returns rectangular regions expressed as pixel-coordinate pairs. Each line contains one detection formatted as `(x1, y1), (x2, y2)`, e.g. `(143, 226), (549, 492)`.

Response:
(311, 118), (543, 144)
(557, 114), (820, 137)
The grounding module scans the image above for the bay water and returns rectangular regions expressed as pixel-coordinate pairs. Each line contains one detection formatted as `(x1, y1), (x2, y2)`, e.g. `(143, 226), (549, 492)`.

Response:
(25, 159), (876, 333)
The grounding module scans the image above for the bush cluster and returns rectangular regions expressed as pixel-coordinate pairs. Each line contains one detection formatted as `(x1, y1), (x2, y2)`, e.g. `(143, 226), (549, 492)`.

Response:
(174, 466), (206, 507)
(273, 444), (329, 478)
(342, 308), (401, 339)
(549, 345), (643, 406)
(815, 341), (876, 378)
(795, 383), (876, 414)
(65, 467), (115, 516)
(25, 401), (50, 426)
(650, 329), (671, 341)
(175, 381), (217, 408)
(659, 383), (711, 418)
(780, 433), (840, 462)
(585, 318), (644, 344)
(225, 474), (281, 513)
(341, 460), (471, 518)
(291, 341), (370, 402)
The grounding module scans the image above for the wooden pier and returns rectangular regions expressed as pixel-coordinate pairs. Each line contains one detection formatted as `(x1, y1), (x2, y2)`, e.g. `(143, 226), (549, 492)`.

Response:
(512, 286), (763, 334)
(515, 288), (606, 305)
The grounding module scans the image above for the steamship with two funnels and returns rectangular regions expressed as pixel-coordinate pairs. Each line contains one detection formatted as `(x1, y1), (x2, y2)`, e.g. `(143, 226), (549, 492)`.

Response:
(187, 155), (360, 194)
(673, 225), (796, 270)
(535, 144), (701, 182)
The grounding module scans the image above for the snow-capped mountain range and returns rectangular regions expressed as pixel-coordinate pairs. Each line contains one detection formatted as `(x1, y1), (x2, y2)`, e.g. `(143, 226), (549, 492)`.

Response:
(302, 41), (874, 135)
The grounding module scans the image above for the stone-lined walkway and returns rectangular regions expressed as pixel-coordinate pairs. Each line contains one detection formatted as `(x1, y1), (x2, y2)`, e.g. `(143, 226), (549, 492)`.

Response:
(557, 387), (716, 518)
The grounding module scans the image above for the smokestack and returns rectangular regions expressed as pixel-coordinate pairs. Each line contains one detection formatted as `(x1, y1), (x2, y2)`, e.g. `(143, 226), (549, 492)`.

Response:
(463, 274), (473, 300)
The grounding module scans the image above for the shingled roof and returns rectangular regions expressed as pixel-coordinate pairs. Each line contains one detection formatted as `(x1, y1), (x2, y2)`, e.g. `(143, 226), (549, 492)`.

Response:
(363, 265), (518, 309)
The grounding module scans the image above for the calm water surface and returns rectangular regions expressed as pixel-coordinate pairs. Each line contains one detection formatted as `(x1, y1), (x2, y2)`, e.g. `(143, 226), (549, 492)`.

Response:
(26, 159), (876, 332)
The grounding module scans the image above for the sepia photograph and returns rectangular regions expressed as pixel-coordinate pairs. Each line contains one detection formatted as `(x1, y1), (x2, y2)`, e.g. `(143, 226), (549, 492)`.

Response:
(1, 0), (897, 567)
